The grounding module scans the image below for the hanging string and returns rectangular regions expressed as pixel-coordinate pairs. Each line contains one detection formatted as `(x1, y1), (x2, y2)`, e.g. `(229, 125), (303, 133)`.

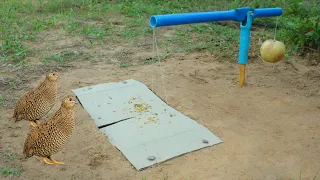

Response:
(272, 16), (280, 71)
(273, 16), (279, 40)
(152, 27), (168, 104)
(151, 28), (156, 92)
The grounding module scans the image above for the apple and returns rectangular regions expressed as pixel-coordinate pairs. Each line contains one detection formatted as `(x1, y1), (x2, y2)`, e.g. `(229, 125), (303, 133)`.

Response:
(260, 39), (286, 63)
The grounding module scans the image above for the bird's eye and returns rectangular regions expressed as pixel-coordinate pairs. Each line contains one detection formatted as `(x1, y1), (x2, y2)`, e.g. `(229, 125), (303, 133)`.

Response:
(69, 98), (72, 101)
(53, 73), (55, 75)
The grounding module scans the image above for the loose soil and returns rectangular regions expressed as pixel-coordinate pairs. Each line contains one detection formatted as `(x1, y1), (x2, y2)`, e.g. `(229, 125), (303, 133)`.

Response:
(0, 27), (319, 180)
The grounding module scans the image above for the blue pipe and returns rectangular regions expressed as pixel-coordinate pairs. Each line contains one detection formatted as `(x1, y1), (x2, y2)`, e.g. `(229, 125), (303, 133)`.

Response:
(238, 11), (253, 65)
(150, 7), (282, 28)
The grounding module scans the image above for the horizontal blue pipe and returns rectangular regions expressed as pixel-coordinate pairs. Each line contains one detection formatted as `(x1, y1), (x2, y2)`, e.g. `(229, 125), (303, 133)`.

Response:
(150, 7), (282, 28)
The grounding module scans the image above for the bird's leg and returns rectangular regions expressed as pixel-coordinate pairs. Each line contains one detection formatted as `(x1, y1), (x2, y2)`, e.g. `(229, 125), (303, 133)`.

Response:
(48, 156), (65, 165)
(42, 157), (53, 165)
(28, 121), (37, 127)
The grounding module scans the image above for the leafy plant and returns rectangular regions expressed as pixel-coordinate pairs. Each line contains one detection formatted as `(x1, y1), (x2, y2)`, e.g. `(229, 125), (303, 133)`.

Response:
(0, 167), (21, 177)
(279, 0), (320, 53)
(120, 63), (129, 67)
(9, 81), (15, 87)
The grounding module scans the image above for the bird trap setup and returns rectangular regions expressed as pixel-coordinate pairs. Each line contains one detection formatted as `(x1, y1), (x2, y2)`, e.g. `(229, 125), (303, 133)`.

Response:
(72, 79), (223, 170)
(150, 7), (283, 87)
(72, 6), (284, 170)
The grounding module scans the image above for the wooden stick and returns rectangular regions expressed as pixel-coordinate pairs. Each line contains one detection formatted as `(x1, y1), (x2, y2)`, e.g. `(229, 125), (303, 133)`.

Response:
(239, 64), (245, 88)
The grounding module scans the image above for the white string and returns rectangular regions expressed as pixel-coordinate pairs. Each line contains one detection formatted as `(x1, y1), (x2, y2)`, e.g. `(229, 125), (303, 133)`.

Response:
(152, 28), (168, 104)
(272, 16), (280, 71)
(273, 16), (279, 40)
(151, 28), (155, 92)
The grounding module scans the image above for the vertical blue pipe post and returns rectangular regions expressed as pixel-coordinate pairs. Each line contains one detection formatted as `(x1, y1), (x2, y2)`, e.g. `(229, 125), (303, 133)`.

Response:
(238, 11), (253, 87)
(238, 11), (253, 65)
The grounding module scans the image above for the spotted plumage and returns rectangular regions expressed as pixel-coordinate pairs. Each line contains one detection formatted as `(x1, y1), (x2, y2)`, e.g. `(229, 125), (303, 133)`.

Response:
(22, 95), (77, 165)
(13, 72), (59, 127)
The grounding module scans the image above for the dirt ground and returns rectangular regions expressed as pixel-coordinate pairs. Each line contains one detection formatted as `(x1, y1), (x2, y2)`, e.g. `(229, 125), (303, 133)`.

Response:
(0, 28), (320, 180)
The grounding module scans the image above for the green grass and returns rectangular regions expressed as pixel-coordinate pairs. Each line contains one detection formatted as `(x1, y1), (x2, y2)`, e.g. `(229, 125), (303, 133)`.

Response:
(119, 63), (130, 67)
(0, 149), (18, 160)
(9, 81), (15, 88)
(0, 149), (22, 177)
(0, 0), (318, 66)
(41, 50), (84, 66)
(0, 167), (21, 177)
(289, 167), (320, 180)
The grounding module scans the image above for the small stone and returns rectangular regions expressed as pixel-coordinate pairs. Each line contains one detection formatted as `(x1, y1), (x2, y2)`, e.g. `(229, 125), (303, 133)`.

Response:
(309, 59), (318, 66)
(148, 156), (156, 161)
(98, 117), (101, 119)
(10, 133), (18, 137)
(123, 81), (127, 84)
(202, 139), (209, 144)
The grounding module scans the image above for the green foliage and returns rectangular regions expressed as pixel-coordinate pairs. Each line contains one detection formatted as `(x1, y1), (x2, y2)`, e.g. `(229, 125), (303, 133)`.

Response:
(0, 150), (18, 160)
(280, 0), (319, 53)
(0, 0), (318, 66)
(0, 1), (29, 63)
(9, 81), (15, 87)
(40, 0), (97, 13)
(42, 50), (77, 65)
(0, 167), (21, 177)
(0, 149), (22, 177)
(0, 1), (62, 64)
(120, 63), (129, 67)
(82, 24), (113, 38)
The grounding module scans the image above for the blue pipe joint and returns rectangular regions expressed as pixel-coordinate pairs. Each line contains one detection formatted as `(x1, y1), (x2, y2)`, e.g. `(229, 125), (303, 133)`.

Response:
(149, 7), (282, 28)
(238, 11), (253, 65)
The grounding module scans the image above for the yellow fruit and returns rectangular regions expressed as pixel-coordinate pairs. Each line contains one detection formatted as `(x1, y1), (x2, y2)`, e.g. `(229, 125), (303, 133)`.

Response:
(260, 39), (286, 63)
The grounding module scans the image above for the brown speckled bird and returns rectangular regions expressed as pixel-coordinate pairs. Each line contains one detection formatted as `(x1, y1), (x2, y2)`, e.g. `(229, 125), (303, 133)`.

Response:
(13, 72), (59, 127)
(22, 95), (77, 165)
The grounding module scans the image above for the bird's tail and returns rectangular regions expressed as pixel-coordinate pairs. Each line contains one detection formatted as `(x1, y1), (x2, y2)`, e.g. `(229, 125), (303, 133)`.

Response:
(12, 108), (20, 122)
(21, 137), (35, 161)
(20, 153), (32, 162)
(21, 147), (33, 161)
